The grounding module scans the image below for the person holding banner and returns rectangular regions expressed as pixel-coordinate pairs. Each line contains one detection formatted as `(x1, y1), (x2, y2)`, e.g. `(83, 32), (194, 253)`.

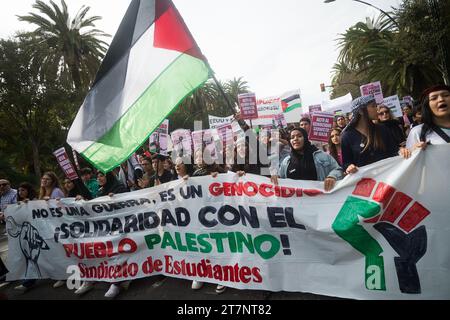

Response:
(137, 156), (154, 189)
(174, 155), (194, 180)
(62, 178), (93, 200)
(341, 95), (399, 174)
(37, 172), (66, 288)
(74, 171), (130, 298)
(0, 179), (16, 284)
(191, 148), (227, 294)
(38, 172), (65, 201)
(377, 105), (406, 148)
(13, 183), (39, 292)
(80, 168), (99, 198)
(230, 137), (260, 176)
(278, 127), (343, 191)
(404, 85), (450, 154)
(150, 154), (173, 187)
(0, 179), (17, 226)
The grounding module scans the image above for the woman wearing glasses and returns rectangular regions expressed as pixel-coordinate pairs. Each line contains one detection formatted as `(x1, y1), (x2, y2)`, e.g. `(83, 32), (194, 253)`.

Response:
(377, 105), (406, 148)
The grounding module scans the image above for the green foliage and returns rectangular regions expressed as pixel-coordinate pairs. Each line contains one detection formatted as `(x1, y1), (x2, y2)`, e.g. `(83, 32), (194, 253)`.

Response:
(331, 0), (449, 100)
(1, 1), (251, 183)
(17, 0), (109, 90)
(0, 37), (77, 179)
(1, 0), (107, 181)
(168, 77), (250, 131)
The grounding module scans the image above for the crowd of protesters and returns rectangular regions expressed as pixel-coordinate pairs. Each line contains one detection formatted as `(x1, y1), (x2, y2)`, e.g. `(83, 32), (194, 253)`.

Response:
(1, 84), (449, 298)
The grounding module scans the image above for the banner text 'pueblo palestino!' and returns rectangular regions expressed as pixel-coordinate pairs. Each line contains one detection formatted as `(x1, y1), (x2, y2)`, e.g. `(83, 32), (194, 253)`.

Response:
(5, 145), (450, 300)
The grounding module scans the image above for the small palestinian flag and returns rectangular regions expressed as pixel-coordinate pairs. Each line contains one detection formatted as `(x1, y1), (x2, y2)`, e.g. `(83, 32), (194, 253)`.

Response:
(67, 0), (210, 172)
(280, 90), (302, 113)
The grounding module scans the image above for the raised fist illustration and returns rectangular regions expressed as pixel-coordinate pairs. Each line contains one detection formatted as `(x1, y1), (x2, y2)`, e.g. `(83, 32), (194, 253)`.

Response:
(7, 216), (49, 278)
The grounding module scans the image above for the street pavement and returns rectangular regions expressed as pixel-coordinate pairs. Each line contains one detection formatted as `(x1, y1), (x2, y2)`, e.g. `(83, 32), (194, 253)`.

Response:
(0, 223), (341, 301)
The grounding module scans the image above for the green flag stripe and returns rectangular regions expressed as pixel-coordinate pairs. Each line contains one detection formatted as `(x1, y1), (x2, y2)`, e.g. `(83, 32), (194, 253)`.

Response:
(81, 53), (209, 172)
(284, 103), (302, 113)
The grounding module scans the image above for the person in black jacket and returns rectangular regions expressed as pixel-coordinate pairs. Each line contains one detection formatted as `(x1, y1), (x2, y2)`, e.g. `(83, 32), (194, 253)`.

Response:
(341, 95), (399, 174)
(190, 148), (227, 294)
(74, 170), (129, 299)
(62, 178), (93, 200)
(96, 172), (128, 197)
(377, 105), (406, 148)
(230, 137), (260, 176)
(150, 154), (173, 187)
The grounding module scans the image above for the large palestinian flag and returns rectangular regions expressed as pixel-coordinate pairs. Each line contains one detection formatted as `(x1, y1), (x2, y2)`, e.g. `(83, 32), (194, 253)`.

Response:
(67, 0), (210, 172)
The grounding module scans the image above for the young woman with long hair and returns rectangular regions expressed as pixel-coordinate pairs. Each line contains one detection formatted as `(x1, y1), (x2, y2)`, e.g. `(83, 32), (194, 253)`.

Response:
(341, 95), (399, 174)
(405, 85), (450, 152)
(190, 148), (227, 294)
(377, 105), (406, 148)
(62, 178), (93, 200)
(38, 171), (64, 200)
(328, 128), (343, 166)
(74, 171), (129, 299)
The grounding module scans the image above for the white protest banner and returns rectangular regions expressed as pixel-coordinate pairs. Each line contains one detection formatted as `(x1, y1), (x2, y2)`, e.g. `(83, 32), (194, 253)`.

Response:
(208, 115), (234, 129)
(322, 93), (353, 114)
(238, 93), (258, 120)
(382, 95), (403, 118)
(309, 112), (335, 143)
(53, 147), (79, 181)
(5, 145), (450, 300)
(360, 81), (384, 104)
(250, 89), (303, 126)
(171, 129), (192, 157)
(251, 96), (282, 126)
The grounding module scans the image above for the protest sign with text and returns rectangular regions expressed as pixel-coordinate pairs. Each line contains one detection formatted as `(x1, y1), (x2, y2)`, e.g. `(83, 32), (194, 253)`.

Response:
(6, 145), (450, 300)
(309, 112), (335, 143)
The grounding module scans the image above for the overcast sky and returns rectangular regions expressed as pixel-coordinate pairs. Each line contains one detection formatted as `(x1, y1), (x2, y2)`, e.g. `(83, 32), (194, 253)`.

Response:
(0, 0), (401, 107)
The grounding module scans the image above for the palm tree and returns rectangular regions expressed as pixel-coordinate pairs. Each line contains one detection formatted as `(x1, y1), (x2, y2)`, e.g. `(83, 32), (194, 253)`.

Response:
(18, 0), (109, 90)
(333, 3), (450, 98)
(336, 15), (394, 72)
(224, 77), (250, 107)
(169, 77), (250, 130)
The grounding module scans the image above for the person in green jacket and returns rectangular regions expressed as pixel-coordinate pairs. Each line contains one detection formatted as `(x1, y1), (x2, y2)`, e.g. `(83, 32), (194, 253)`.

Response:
(80, 167), (99, 198)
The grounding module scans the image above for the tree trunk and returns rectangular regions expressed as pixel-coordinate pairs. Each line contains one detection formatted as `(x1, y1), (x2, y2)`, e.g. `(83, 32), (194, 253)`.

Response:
(70, 63), (82, 90)
(30, 138), (41, 178)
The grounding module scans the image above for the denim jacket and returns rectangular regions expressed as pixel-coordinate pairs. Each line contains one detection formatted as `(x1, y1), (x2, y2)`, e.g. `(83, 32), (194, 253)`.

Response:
(278, 150), (344, 181)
